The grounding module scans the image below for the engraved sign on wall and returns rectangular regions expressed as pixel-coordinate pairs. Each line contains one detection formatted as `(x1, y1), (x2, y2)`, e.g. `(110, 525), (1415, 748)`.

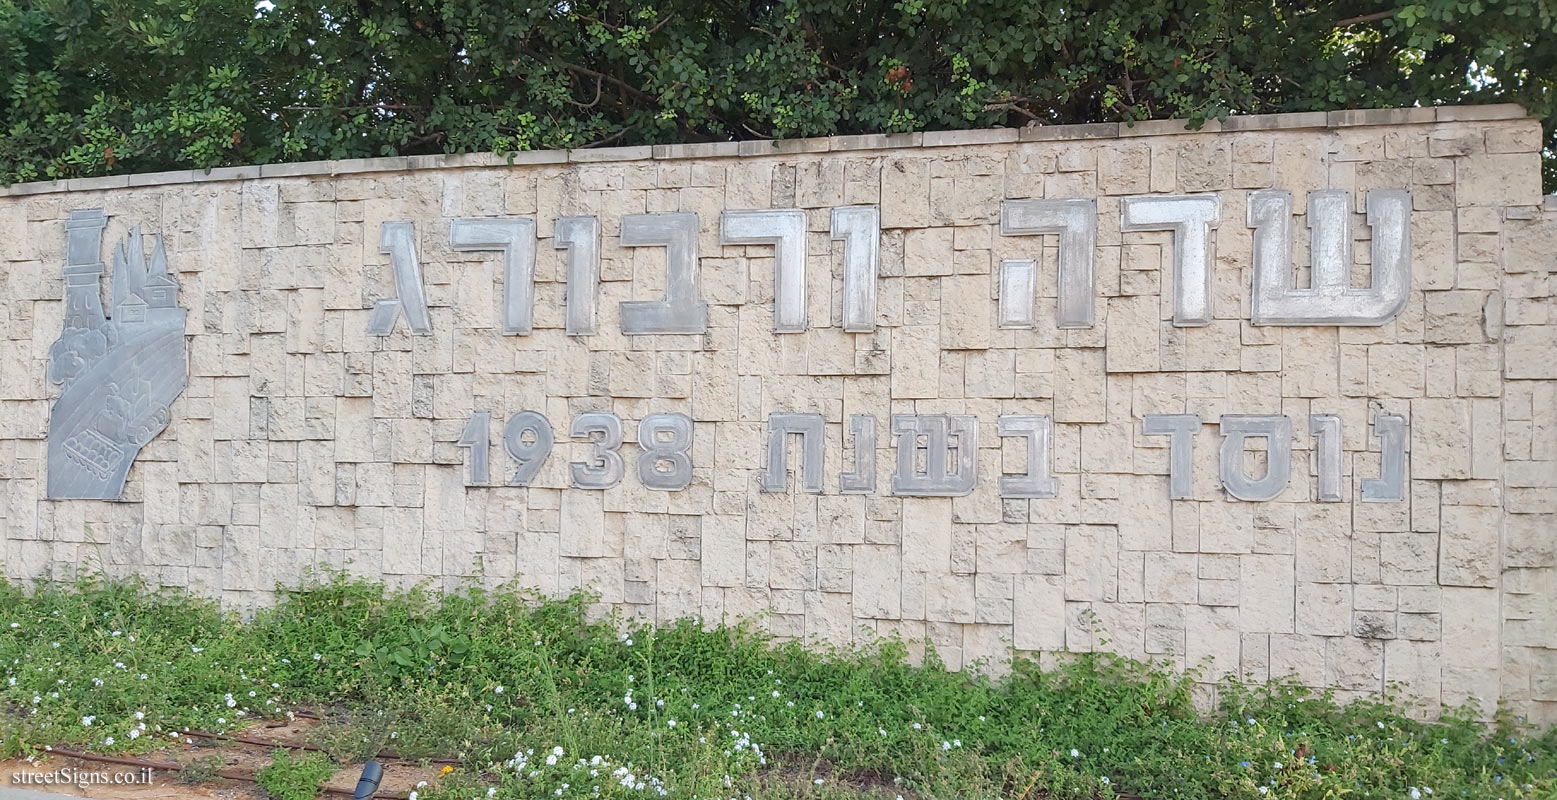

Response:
(46, 209), (188, 500)
(365, 186), (1422, 503)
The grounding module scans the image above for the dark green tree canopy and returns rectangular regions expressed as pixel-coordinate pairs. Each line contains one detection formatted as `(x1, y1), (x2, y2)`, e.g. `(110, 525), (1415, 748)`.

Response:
(1, 0), (1553, 187)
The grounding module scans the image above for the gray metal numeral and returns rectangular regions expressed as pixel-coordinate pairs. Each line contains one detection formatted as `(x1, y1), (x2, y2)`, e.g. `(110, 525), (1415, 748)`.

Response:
(637, 412), (694, 491)
(457, 410), (493, 486)
(503, 410), (554, 486)
(569, 411), (625, 489)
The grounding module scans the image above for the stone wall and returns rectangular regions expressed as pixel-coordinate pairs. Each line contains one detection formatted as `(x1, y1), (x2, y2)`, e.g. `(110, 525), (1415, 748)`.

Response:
(0, 105), (1553, 722)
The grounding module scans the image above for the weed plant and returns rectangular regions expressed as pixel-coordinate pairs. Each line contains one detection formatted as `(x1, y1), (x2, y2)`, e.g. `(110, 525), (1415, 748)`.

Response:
(255, 747), (335, 800)
(0, 572), (1551, 800)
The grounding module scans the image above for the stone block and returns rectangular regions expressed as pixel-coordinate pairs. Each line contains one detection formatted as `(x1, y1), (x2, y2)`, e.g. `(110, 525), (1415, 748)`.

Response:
(1013, 575), (1065, 651)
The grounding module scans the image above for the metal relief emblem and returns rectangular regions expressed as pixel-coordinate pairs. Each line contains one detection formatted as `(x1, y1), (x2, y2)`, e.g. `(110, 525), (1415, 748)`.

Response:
(47, 210), (188, 500)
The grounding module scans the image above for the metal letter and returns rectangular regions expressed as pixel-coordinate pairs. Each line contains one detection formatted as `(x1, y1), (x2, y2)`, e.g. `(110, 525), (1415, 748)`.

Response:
(761, 412), (826, 493)
(1218, 415), (1292, 502)
(368, 221), (433, 335)
(1143, 414), (1201, 499)
(839, 414), (876, 494)
(1000, 199), (1097, 328)
(1249, 189), (1412, 325)
(1120, 195), (1221, 326)
(1361, 412), (1408, 502)
(457, 411), (492, 486)
(569, 411), (624, 489)
(503, 410), (554, 486)
(451, 217), (536, 335)
(620, 213), (707, 334)
(997, 415), (1058, 499)
(556, 216), (601, 336)
(890, 415), (978, 497)
(832, 206), (880, 332)
(47, 211), (188, 500)
(638, 412), (694, 491)
(722, 209), (808, 333)
(1309, 414), (1343, 502)
(998, 260), (1037, 329)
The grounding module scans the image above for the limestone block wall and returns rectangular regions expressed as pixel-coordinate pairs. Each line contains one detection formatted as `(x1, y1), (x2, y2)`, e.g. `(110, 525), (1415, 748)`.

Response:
(0, 105), (1552, 721)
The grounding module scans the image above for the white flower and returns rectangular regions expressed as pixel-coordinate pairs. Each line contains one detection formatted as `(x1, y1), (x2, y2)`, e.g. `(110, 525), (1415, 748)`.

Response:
(813, 779), (824, 785)
(408, 793), (418, 800)
(488, 790), (498, 798)
(815, 710), (824, 719)
(81, 716), (95, 726)
(667, 719), (677, 728)
(1274, 761), (1283, 769)
(8, 623), (17, 629)
(129, 729), (141, 740)
(103, 737), (114, 746)
(495, 686), (504, 694)
(191, 646), (203, 653)
(1410, 789), (1422, 800)
(134, 712), (144, 720)
(911, 722), (921, 730)
(941, 741), (951, 751)
(553, 746), (564, 757)
(1070, 749), (1080, 758)
(1101, 777), (1111, 785)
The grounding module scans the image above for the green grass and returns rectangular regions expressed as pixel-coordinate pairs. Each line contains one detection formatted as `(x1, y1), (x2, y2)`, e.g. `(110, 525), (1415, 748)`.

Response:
(255, 747), (336, 800)
(0, 571), (1551, 800)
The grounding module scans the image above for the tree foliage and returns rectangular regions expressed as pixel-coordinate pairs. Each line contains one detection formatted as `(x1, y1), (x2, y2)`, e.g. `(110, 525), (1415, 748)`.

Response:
(0, 0), (1552, 188)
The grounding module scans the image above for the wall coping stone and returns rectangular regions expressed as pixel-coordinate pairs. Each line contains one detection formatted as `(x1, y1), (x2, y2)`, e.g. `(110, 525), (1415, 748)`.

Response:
(1, 103), (1531, 198)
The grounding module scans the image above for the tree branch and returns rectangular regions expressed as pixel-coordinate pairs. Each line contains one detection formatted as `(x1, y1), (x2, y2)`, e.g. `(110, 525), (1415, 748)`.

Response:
(1335, 10), (1396, 27)
(561, 63), (655, 104)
